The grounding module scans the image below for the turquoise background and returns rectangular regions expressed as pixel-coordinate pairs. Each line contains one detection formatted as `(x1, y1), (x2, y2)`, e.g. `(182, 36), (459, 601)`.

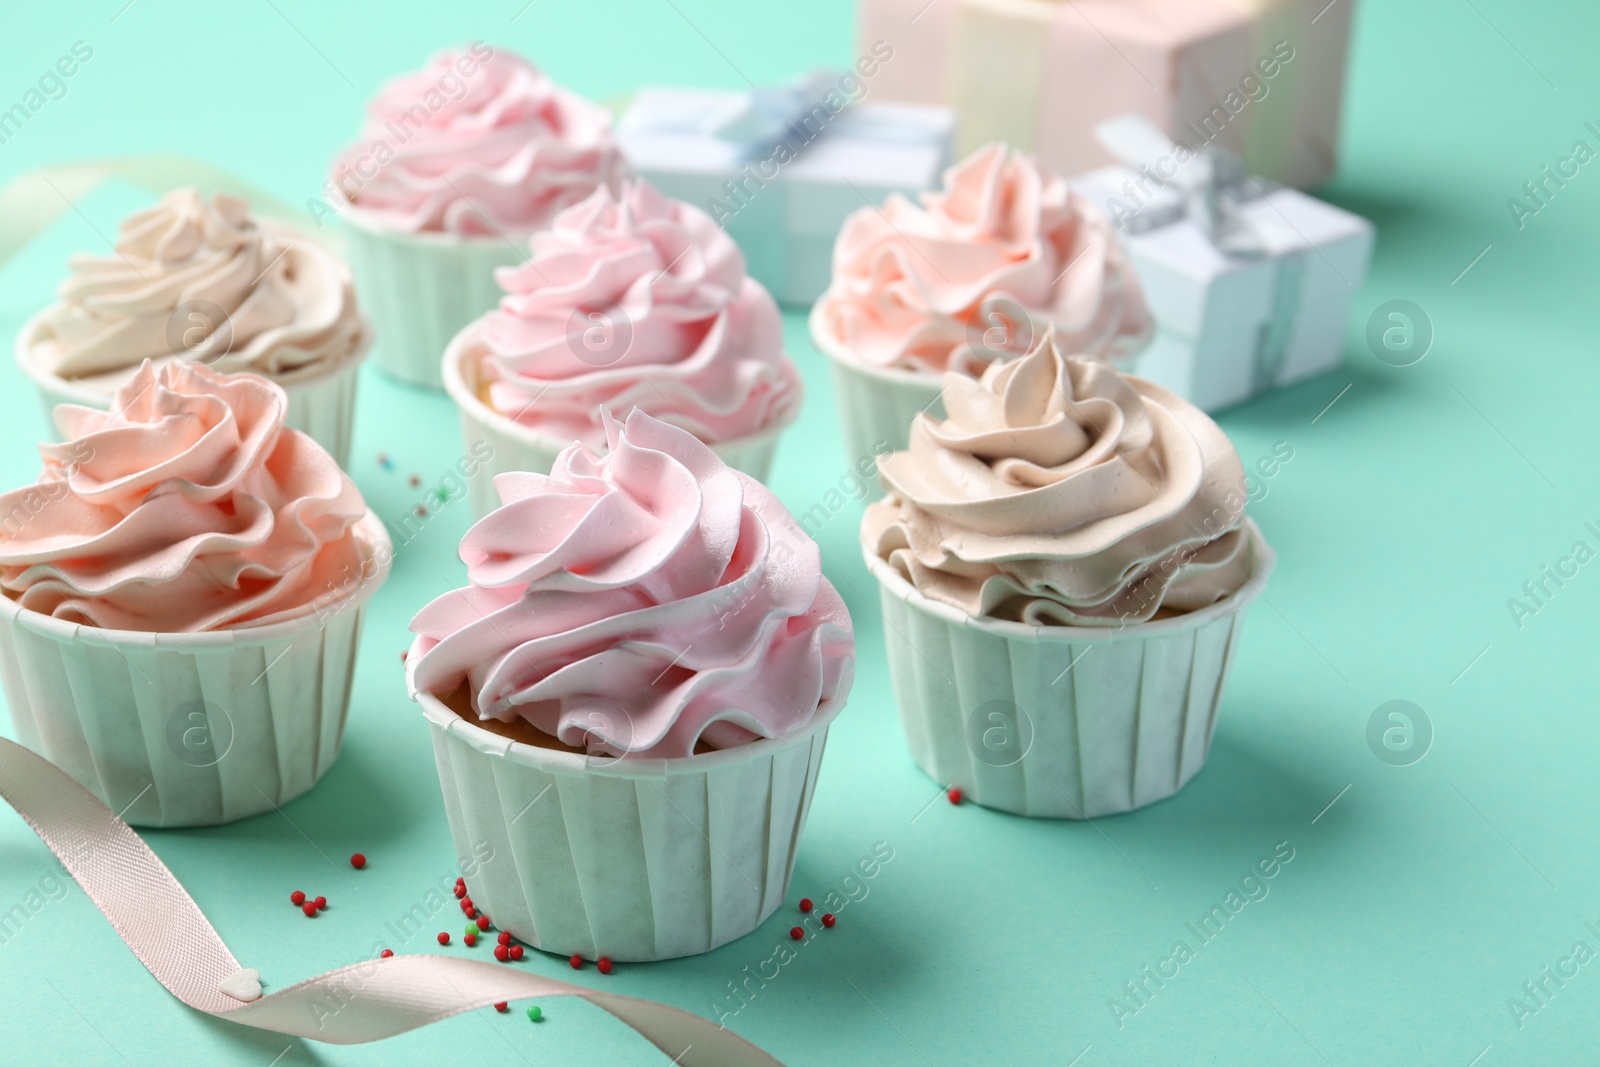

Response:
(0, 0), (1597, 1063)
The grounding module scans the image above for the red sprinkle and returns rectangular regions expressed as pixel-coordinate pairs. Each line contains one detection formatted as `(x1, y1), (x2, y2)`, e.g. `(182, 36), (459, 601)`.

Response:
(798, 898), (813, 913)
(494, 1002), (509, 1013)
(498, 931), (512, 946)
(302, 902), (318, 918)
(437, 932), (450, 946)
(464, 906), (477, 920)
(509, 945), (524, 961)
(597, 957), (613, 975)
(569, 954), (583, 969)
(380, 949), (394, 958)
(948, 787), (963, 804)
(290, 890), (306, 906)
(494, 944), (510, 962)
(408, 474), (421, 488)
(399, 650), (407, 662)
(789, 927), (803, 940)
(477, 916), (491, 932)
(822, 913), (836, 928)
(314, 896), (327, 911)
(414, 506), (429, 517)
(350, 853), (366, 869)
(454, 886), (466, 899)
(464, 932), (477, 947)
(462, 897), (473, 909)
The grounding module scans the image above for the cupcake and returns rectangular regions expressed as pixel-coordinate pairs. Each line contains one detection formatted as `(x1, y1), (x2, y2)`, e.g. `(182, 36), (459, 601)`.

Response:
(861, 328), (1273, 818)
(14, 188), (371, 467)
(442, 180), (803, 517)
(331, 43), (626, 388)
(407, 409), (853, 960)
(0, 361), (391, 827)
(810, 143), (1151, 464)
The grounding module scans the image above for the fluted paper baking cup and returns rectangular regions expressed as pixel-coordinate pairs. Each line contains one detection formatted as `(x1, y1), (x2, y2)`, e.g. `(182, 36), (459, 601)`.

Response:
(443, 328), (799, 518)
(409, 651), (843, 962)
(810, 305), (942, 462)
(341, 207), (525, 390)
(0, 513), (391, 828)
(865, 519), (1274, 819)
(14, 311), (370, 470)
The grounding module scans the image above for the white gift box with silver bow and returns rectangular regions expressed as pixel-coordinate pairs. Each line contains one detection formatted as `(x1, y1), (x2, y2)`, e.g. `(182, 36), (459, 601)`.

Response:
(617, 76), (954, 307)
(1069, 117), (1374, 412)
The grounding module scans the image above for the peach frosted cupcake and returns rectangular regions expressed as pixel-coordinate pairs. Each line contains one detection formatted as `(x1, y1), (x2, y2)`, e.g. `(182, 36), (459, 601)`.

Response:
(407, 410), (853, 960)
(442, 180), (802, 516)
(811, 143), (1150, 463)
(862, 329), (1271, 818)
(330, 44), (625, 388)
(0, 361), (390, 826)
(15, 188), (370, 466)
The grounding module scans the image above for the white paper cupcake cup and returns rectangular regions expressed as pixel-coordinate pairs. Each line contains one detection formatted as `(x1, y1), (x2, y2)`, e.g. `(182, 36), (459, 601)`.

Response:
(865, 519), (1275, 819)
(409, 647), (843, 962)
(442, 327), (800, 519)
(340, 207), (526, 390)
(13, 310), (370, 470)
(0, 512), (392, 828)
(809, 305), (942, 463)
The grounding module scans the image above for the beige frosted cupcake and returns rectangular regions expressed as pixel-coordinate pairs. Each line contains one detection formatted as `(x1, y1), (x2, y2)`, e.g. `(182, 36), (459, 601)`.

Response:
(810, 143), (1151, 465)
(329, 44), (625, 389)
(0, 361), (390, 827)
(862, 328), (1272, 818)
(441, 180), (802, 517)
(14, 188), (370, 468)
(407, 410), (853, 960)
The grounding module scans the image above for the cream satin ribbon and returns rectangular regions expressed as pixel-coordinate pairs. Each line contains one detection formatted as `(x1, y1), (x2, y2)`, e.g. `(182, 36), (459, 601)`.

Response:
(0, 156), (334, 269)
(0, 735), (781, 1065)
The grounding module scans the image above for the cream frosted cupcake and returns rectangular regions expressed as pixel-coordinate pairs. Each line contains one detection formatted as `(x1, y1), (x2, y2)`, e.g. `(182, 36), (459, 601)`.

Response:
(407, 410), (853, 961)
(862, 328), (1272, 818)
(442, 179), (803, 516)
(810, 143), (1151, 464)
(330, 43), (626, 388)
(15, 188), (371, 467)
(0, 361), (390, 827)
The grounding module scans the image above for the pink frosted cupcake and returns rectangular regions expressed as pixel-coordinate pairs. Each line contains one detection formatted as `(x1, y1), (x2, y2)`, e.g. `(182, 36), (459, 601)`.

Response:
(407, 410), (853, 960)
(442, 179), (802, 516)
(810, 143), (1151, 462)
(14, 188), (371, 467)
(0, 361), (391, 827)
(330, 43), (626, 388)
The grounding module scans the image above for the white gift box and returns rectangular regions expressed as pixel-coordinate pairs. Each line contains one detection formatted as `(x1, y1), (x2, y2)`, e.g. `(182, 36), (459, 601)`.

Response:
(1068, 119), (1373, 412)
(617, 83), (953, 307)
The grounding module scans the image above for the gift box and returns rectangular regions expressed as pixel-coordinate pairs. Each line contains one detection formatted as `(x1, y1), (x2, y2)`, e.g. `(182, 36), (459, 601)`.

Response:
(858, 0), (1354, 189)
(1067, 116), (1373, 412)
(616, 76), (954, 306)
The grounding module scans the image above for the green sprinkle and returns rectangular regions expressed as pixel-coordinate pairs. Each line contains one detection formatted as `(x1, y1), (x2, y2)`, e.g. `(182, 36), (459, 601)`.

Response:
(466, 924), (480, 939)
(526, 1005), (543, 1022)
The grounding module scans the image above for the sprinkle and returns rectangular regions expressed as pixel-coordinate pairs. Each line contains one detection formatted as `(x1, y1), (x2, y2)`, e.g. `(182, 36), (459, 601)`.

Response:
(494, 1002), (509, 1013)
(569, 954), (583, 969)
(414, 507), (429, 518)
(509, 945), (524, 961)
(314, 896), (327, 911)
(462, 897), (473, 910)
(498, 931), (512, 946)
(464, 932), (478, 947)
(437, 932), (450, 946)
(454, 885), (466, 899)
(526, 1006), (543, 1023)
(464, 906), (476, 920)
(597, 957), (612, 975)
(377, 453), (392, 470)
(466, 924), (481, 939)
(399, 650), (407, 662)
(789, 927), (803, 941)
(948, 787), (963, 804)
(380, 949), (393, 958)
(477, 916), (491, 932)
(822, 913), (836, 928)
(290, 891), (306, 907)
(350, 853), (366, 869)
(494, 944), (510, 961)
(302, 902), (318, 918)
(408, 474), (421, 487)
(798, 898), (813, 913)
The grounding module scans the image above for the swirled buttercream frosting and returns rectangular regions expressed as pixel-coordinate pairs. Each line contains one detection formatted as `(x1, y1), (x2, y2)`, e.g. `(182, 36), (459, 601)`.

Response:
(409, 409), (853, 759)
(863, 329), (1254, 626)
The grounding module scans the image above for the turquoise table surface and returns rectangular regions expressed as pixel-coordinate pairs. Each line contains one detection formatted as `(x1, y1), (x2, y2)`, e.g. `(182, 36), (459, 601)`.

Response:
(1, 1), (1597, 1063)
